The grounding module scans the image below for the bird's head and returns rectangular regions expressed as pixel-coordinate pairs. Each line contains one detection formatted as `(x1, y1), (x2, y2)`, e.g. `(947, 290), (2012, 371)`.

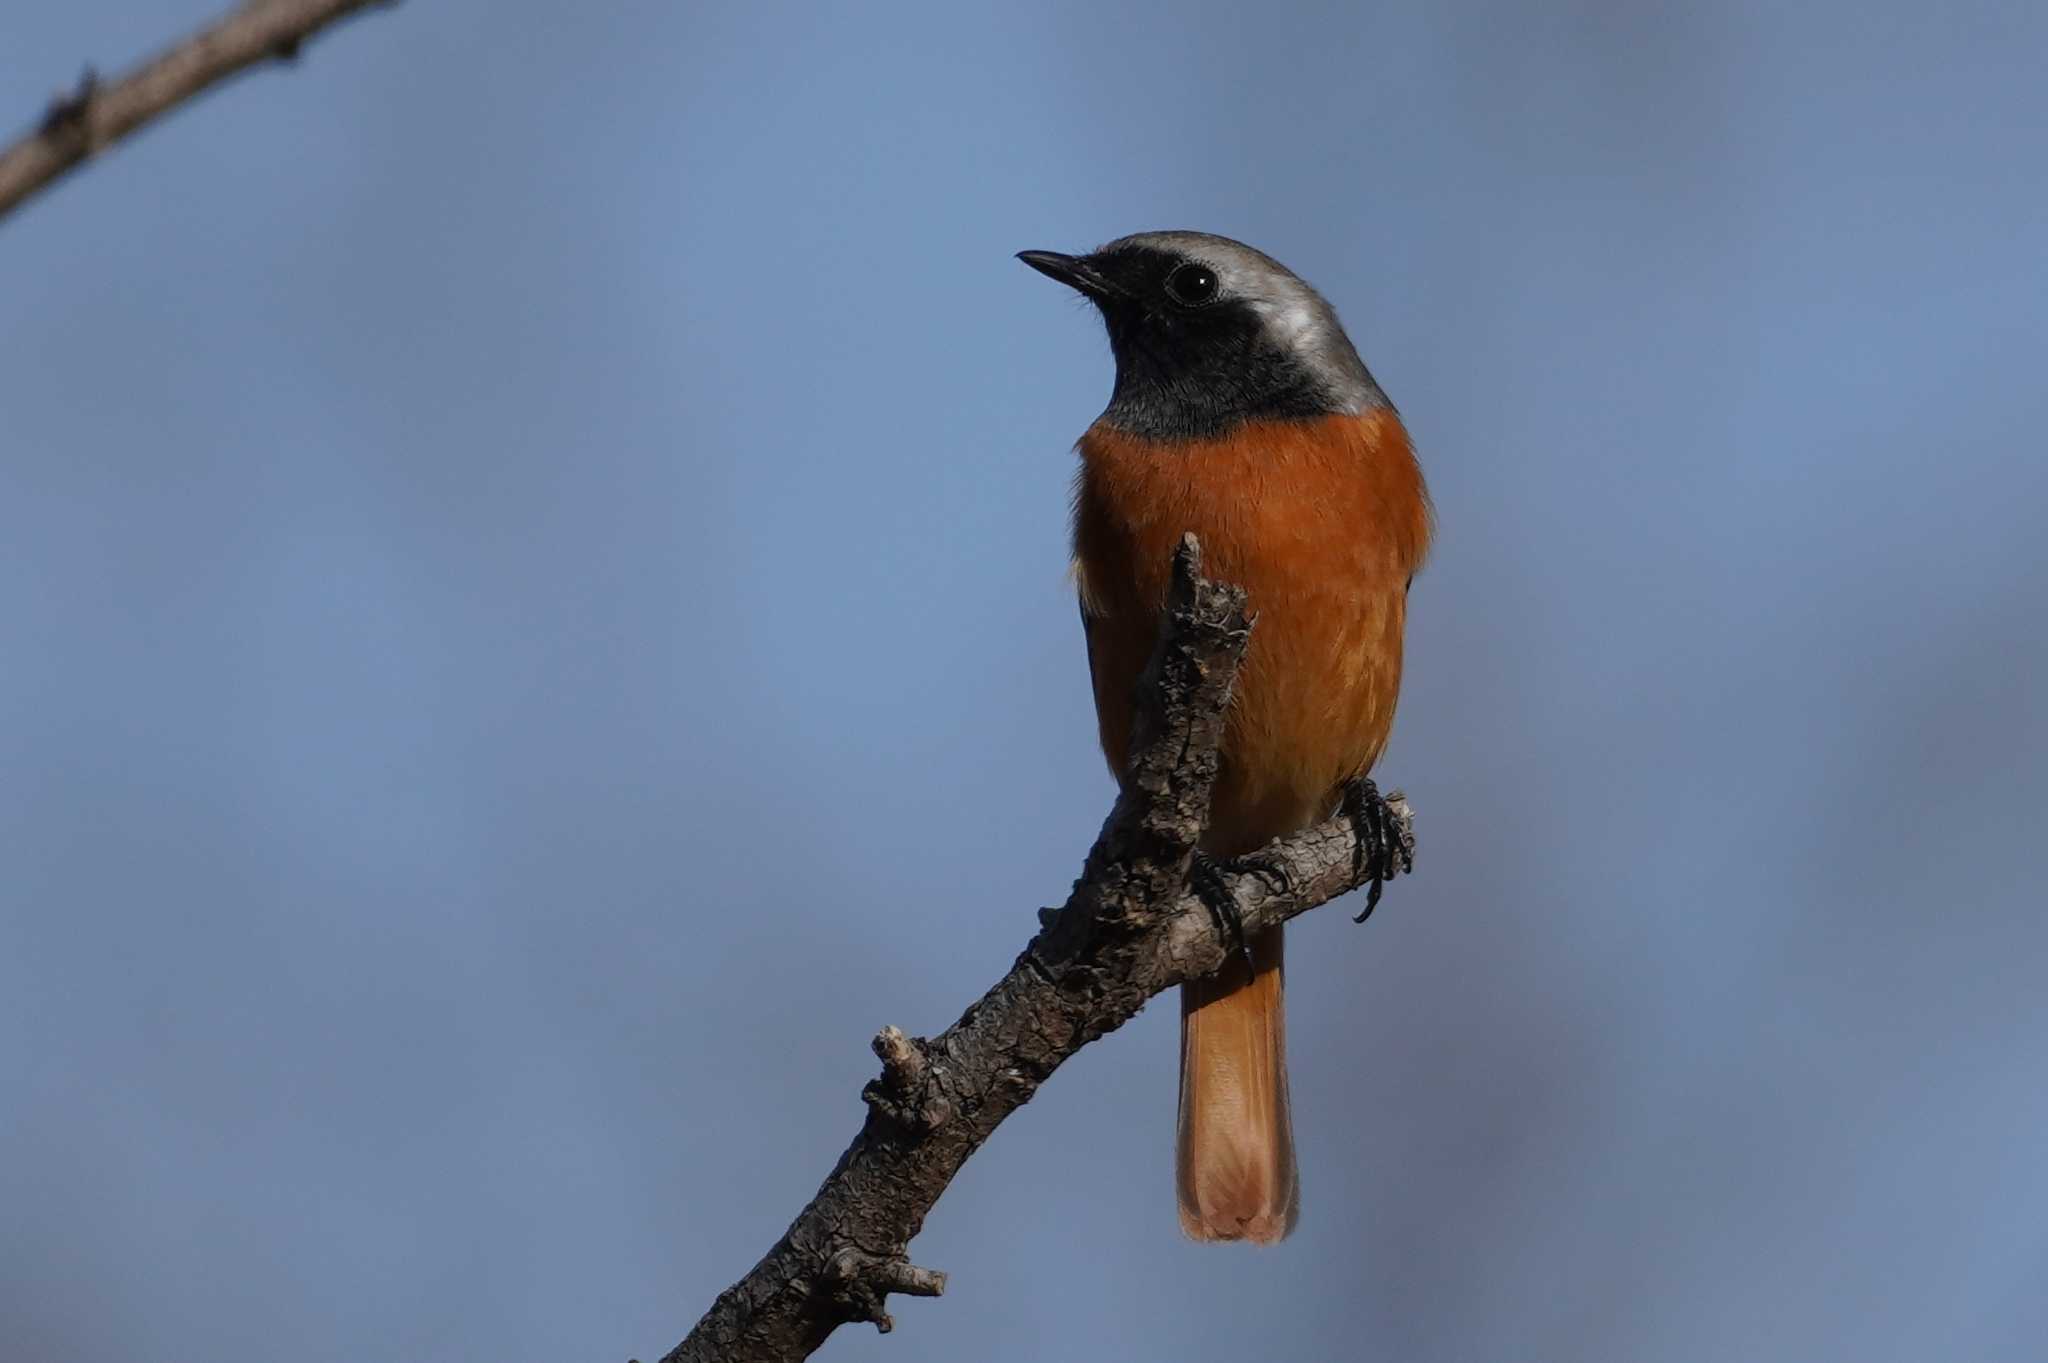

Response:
(1019, 230), (1386, 440)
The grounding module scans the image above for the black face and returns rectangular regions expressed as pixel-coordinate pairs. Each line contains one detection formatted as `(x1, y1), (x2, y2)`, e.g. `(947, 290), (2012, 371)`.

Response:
(1018, 244), (1339, 440)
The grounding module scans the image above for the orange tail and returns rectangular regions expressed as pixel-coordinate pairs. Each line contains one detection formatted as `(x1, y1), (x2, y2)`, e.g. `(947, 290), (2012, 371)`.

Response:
(1177, 923), (1298, 1244)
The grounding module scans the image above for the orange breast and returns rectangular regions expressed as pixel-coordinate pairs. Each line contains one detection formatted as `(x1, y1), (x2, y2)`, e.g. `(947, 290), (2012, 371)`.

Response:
(1072, 410), (1431, 855)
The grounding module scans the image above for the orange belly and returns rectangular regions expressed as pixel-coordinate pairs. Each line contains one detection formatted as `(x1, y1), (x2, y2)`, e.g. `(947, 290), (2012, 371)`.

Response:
(1072, 409), (1432, 854)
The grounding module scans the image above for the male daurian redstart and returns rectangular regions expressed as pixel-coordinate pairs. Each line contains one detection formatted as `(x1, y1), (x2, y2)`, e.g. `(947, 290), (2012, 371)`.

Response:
(1020, 232), (1431, 1244)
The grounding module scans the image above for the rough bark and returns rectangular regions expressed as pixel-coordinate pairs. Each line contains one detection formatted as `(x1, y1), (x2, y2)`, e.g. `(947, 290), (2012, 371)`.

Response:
(658, 536), (1418, 1362)
(0, 0), (398, 222)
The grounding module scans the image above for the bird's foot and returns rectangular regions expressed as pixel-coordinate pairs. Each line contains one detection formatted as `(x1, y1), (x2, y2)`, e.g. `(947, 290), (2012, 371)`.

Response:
(1341, 778), (1415, 923)
(1224, 846), (1297, 901)
(1188, 851), (1256, 971)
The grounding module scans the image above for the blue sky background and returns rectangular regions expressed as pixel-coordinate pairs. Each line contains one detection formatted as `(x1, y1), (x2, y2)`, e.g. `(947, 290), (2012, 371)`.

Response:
(4, 3), (2045, 1360)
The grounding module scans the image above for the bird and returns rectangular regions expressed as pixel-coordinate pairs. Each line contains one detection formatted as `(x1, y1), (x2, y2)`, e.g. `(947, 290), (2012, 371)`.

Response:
(1019, 231), (1431, 1244)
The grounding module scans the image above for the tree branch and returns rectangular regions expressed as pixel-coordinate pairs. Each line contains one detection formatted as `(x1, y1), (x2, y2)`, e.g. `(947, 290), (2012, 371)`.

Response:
(658, 535), (1418, 1363)
(0, 0), (399, 223)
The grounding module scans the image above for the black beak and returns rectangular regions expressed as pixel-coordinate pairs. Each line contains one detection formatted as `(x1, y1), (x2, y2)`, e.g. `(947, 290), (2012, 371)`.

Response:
(1017, 249), (1117, 301)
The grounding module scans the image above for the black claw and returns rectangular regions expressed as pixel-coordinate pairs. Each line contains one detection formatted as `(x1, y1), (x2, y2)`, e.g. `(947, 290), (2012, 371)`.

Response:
(1232, 851), (1295, 899)
(1342, 778), (1400, 924)
(1189, 851), (1255, 970)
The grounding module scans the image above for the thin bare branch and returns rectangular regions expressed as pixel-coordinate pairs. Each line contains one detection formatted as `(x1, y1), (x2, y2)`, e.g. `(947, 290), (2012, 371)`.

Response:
(0, 0), (398, 223)
(659, 535), (1419, 1362)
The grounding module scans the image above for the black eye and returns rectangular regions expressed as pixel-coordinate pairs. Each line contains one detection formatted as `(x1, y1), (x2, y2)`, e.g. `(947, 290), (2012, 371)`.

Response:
(1164, 262), (1220, 307)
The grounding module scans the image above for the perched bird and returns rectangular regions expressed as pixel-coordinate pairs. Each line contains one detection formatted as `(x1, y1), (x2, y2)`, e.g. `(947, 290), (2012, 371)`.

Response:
(1020, 232), (1431, 1244)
